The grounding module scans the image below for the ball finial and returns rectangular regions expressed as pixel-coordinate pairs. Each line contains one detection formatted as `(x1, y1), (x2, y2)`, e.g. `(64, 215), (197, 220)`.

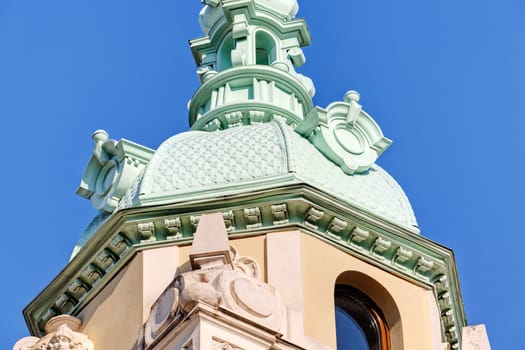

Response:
(344, 90), (361, 103)
(92, 129), (109, 145)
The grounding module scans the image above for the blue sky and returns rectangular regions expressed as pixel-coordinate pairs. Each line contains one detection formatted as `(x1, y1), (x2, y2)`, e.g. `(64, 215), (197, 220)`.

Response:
(1, 1), (524, 348)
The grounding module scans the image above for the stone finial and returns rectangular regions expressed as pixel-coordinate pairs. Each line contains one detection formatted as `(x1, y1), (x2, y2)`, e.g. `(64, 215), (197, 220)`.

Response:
(92, 129), (109, 145)
(13, 315), (94, 350)
(189, 213), (233, 270)
(343, 90), (360, 103)
(344, 90), (362, 125)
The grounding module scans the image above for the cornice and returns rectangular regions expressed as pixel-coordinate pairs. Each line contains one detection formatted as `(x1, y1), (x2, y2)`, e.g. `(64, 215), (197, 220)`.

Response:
(24, 185), (465, 349)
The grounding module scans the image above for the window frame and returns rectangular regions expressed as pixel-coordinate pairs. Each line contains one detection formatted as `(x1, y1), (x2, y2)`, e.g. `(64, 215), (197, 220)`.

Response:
(334, 285), (391, 350)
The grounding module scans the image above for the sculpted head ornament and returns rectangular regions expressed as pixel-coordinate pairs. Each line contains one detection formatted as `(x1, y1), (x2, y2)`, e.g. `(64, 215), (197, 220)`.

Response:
(13, 316), (94, 350)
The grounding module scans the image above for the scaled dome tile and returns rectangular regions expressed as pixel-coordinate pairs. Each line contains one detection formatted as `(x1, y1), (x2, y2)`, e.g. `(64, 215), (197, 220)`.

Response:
(117, 120), (417, 230)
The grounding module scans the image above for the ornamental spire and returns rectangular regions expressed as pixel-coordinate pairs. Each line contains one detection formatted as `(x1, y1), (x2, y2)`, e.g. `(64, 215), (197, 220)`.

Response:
(188, 0), (314, 130)
(188, 0), (391, 174)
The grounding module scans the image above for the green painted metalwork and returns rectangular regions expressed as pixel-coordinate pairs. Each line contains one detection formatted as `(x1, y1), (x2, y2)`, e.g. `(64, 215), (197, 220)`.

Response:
(24, 190), (466, 347)
(187, 0), (391, 175)
(76, 130), (154, 213)
(120, 120), (415, 229)
(189, 0), (314, 129)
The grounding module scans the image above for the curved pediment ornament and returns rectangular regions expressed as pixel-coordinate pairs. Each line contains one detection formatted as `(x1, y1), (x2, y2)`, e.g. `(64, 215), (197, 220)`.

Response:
(139, 214), (285, 349)
(296, 90), (392, 175)
(13, 316), (94, 350)
(142, 246), (284, 348)
(76, 130), (154, 213)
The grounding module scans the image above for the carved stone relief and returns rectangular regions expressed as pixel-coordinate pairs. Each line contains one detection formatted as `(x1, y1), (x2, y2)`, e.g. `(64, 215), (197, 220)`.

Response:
(142, 245), (284, 348)
(139, 214), (286, 349)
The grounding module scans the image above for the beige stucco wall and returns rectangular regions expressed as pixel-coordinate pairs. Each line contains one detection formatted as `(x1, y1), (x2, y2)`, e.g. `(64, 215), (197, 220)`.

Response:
(75, 230), (442, 350)
(267, 230), (443, 350)
(78, 253), (144, 350)
(302, 232), (442, 349)
(76, 236), (267, 350)
(78, 246), (182, 350)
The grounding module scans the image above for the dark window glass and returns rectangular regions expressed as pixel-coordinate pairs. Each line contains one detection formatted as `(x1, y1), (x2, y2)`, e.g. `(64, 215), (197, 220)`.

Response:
(256, 48), (269, 65)
(218, 36), (233, 70)
(255, 31), (275, 65)
(335, 286), (390, 350)
(335, 306), (369, 349)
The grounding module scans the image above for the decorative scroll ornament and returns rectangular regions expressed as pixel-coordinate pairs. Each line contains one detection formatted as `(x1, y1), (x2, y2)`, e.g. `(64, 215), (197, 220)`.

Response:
(296, 90), (392, 174)
(13, 315), (94, 350)
(76, 130), (154, 213)
(139, 214), (285, 348)
(141, 246), (283, 348)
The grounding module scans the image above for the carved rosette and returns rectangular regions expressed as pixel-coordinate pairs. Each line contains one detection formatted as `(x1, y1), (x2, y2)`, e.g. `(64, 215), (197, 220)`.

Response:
(13, 316), (94, 350)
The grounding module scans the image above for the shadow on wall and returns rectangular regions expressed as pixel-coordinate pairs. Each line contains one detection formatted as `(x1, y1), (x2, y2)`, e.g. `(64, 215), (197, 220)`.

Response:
(335, 270), (404, 349)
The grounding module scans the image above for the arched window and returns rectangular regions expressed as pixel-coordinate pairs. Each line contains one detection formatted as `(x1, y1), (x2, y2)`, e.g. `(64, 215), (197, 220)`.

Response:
(335, 285), (390, 350)
(217, 34), (234, 70)
(255, 31), (276, 65)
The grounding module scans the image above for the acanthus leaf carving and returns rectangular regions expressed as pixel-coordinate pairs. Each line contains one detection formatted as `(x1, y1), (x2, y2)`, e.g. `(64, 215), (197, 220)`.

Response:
(14, 316), (94, 350)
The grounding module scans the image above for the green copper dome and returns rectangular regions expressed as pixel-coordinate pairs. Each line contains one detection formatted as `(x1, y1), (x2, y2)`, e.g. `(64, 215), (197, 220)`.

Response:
(117, 120), (417, 230)
(74, 0), (418, 257)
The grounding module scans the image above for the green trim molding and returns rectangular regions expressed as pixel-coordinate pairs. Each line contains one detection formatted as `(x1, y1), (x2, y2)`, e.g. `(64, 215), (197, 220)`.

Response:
(24, 185), (466, 349)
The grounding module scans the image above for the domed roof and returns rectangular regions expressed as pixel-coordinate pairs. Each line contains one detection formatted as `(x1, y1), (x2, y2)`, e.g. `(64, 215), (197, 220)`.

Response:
(118, 120), (417, 230)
